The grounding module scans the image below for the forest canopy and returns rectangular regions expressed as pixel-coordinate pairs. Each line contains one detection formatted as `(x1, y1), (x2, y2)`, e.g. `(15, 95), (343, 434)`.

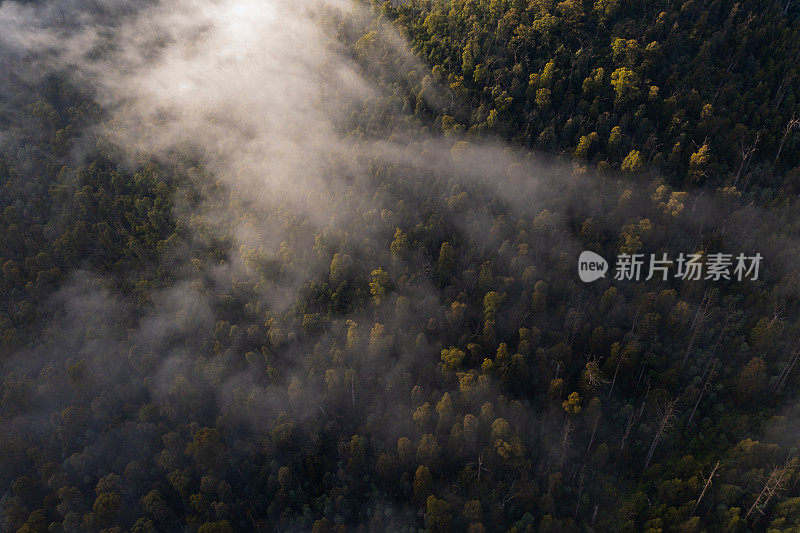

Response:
(1, 0), (800, 532)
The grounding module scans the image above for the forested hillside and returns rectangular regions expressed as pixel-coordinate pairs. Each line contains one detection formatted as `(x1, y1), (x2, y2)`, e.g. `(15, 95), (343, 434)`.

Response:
(387, 0), (800, 188)
(1, 0), (800, 532)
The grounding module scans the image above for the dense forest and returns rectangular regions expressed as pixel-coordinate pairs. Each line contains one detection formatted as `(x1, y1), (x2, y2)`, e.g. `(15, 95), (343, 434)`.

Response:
(2, 0), (800, 531)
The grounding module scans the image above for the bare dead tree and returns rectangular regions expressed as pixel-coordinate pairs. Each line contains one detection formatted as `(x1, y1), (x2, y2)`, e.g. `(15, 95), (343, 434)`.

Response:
(746, 458), (798, 521)
(688, 302), (734, 425)
(682, 290), (715, 367)
(607, 349), (625, 399)
(566, 309), (583, 348)
(770, 302), (786, 328)
(687, 358), (717, 426)
(575, 465), (586, 519)
(470, 452), (489, 482)
(733, 131), (760, 185)
(638, 379), (651, 420)
(609, 308), (642, 398)
(584, 354), (605, 389)
(710, 300), (735, 359)
(774, 339), (800, 394)
(636, 336), (658, 391)
(773, 50), (800, 108)
(773, 114), (800, 170)
(644, 398), (679, 469)
(619, 409), (640, 452)
(693, 460), (721, 513)
(501, 479), (521, 509)
(587, 410), (601, 453)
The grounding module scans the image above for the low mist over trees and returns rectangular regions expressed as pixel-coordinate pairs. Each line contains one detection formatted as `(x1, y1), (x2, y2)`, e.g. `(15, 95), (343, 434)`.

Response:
(1, 0), (800, 531)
